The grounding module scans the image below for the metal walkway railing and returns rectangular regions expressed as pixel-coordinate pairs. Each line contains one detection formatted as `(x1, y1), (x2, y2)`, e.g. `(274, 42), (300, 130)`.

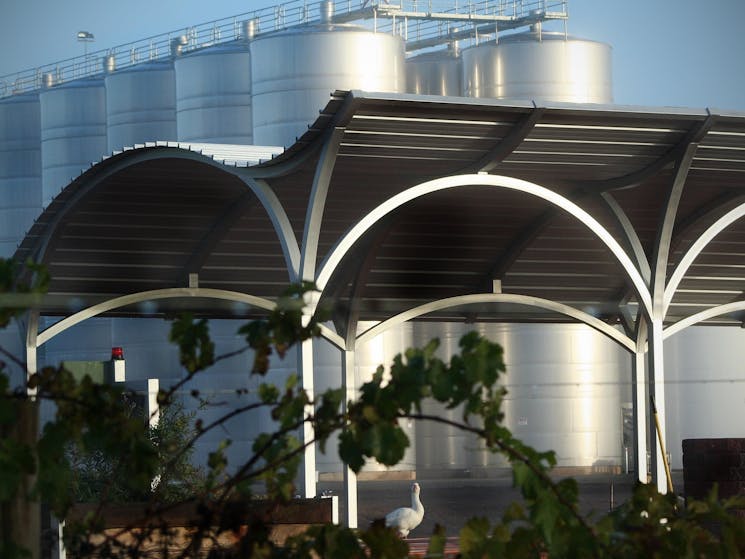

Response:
(0, 0), (567, 98)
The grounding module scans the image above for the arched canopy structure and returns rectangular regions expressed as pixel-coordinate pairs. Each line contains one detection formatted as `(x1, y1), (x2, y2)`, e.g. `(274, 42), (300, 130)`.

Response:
(13, 90), (745, 497)
(14, 91), (745, 342)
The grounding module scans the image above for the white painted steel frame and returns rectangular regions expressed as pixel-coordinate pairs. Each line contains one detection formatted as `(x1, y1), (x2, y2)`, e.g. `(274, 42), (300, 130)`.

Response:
(634, 318), (650, 484)
(663, 201), (745, 317)
(341, 349), (358, 528)
(316, 173), (653, 317)
(22, 99), (739, 524)
(239, 176), (302, 281)
(300, 127), (345, 283)
(664, 300), (745, 339)
(645, 143), (697, 493)
(33, 288), (276, 348)
(354, 293), (635, 352)
(601, 192), (651, 283)
(313, 172), (653, 497)
(32, 148), (302, 282)
(299, 337), (317, 498)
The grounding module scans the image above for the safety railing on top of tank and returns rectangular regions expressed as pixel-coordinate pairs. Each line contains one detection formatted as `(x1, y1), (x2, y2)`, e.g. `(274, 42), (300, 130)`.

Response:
(0, 0), (566, 99)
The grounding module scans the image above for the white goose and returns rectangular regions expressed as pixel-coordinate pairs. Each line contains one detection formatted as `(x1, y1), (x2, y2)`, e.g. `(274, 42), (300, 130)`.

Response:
(385, 482), (424, 538)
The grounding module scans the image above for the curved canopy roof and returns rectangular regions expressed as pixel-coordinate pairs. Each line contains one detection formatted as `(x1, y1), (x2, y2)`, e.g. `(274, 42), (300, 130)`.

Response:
(14, 90), (745, 344)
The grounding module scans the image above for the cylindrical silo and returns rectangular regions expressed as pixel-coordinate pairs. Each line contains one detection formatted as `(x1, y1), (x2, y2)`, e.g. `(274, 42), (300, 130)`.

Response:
(406, 46), (462, 97)
(250, 24), (405, 147)
(413, 322), (630, 474)
(0, 92), (41, 258)
(412, 322), (475, 473)
(175, 43), (253, 144)
(662, 325), (745, 470)
(462, 31), (613, 104)
(39, 78), (107, 206)
(314, 321), (416, 477)
(105, 60), (177, 152)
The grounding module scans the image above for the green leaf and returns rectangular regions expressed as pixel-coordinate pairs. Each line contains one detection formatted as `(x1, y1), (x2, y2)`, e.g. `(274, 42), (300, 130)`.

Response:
(338, 431), (364, 473)
(426, 524), (447, 557)
(169, 313), (215, 374)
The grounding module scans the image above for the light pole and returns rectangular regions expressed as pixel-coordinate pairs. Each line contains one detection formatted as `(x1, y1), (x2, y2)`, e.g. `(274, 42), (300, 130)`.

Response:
(77, 30), (95, 57)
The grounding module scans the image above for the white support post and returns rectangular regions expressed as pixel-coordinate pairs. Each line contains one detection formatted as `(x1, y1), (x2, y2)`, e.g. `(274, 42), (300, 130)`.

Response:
(51, 517), (66, 559)
(25, 311), (38, 397)
(632, 350), (648, 483)
(299, 337), (317, 498)
(147, 378), (161, 492)
(147, 378), (160, 428)
(648, 318), (669, 493)
(342, 349), (358, 528)
(23, 312), (47, 558)
(645, 143), (694, 494)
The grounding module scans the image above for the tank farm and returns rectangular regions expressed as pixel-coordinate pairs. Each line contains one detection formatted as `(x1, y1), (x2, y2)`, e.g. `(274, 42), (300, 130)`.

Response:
(2, 0), (744, 529)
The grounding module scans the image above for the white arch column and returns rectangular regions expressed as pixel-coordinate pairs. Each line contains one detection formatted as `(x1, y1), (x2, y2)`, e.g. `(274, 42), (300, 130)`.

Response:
(25, 309), (39, 395)
(299, 336), (317, 498)
(341, 348), (358, 527)
(646, 142), (697, 493)
(632, 348), (648, 483)
(298, 127), (345, 500)
(647, 318), (670, 492)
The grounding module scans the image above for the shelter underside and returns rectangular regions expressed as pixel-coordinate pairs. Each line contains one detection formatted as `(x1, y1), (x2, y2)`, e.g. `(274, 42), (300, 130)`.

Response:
(13, 91), (745, 344)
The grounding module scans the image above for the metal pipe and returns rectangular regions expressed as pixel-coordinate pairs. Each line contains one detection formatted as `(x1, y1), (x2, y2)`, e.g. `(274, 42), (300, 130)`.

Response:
(320, 0), (334, 24)
(651, 396), (674, 493)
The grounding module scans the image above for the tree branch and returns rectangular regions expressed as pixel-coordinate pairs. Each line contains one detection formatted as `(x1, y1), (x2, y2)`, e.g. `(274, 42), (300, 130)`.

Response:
(405, 412), (595, 535)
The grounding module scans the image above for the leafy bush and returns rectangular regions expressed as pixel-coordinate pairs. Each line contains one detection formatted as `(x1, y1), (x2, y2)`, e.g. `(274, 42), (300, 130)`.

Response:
(67, 397), (206, 504)
(2, 258), (745, 558)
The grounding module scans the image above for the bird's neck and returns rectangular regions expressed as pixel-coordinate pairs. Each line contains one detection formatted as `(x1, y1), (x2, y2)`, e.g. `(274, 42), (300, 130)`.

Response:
(411, 493), (423, 513)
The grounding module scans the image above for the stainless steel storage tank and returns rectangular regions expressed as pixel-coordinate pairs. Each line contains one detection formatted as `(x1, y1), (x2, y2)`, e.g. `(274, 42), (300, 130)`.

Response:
(39, 78), (107, 206)
(412, 322), (630, 473)
(250, 24), (405, 147)
(64, 317), (416, 476)
(462, 30), (613, 104)
(0, 92), (41, 258)
(406, 46), (462, 97)
(105, 60), (177, 152)
(314, 322), (417, 476)
(662, 326), (745, 470)
(175, 43), (253, 144)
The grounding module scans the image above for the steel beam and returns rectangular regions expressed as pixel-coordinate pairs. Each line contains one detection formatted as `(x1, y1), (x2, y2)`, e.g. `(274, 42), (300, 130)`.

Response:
(663, 300), (745, 339)
(342, 349), (358, 528)
(300, 127), (345, 282)
(354, 293), (635, 352)
(632, 350), (649, 484)
(459, 104), (544, 174)
(299, 337), (316, 499)
(316, 173), (652, 317)
(647, 318), (668, 493)
(35, 288), (275, 348)
(580, 113), (715, 193)
(601, 192), (651, 282)
(664, 201), (745, 316)
(650, 143), (698, 318)
(240, 177), (302, 281)
(633, 318), (649, 484)
(25, 309), (39, 397)
(644, 140), (697, 494)
(180, 191), (258, 280)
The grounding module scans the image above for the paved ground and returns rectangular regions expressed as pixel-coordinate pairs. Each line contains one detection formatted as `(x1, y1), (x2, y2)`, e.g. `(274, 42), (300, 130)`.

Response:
(318, 471), (686, 539)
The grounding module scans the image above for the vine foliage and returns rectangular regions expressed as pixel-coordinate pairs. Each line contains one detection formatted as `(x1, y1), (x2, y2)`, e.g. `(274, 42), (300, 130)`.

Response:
(1, 257), (744, 558)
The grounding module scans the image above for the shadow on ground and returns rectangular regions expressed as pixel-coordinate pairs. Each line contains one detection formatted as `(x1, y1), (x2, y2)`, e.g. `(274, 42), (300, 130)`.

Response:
(318, 471), (685, 539)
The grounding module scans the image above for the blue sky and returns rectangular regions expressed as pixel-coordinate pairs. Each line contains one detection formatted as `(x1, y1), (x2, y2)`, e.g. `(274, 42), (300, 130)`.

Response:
(1, 0), (744, 111)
